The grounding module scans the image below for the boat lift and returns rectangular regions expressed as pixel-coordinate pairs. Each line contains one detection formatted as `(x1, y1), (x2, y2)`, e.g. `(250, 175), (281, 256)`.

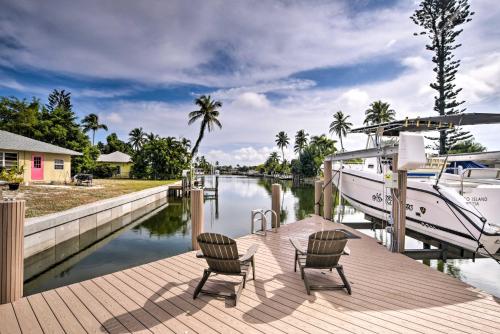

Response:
(325, 143), (409, 253)
(323, 113), (500, 261)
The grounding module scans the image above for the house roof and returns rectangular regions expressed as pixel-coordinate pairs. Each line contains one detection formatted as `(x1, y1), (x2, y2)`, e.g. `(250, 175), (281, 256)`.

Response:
(97, 151), (132, 163)
(0, 130), (82, 156)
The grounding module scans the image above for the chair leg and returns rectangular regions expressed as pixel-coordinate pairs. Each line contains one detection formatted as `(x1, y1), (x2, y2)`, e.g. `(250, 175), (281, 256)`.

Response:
(193, 269), (210, 299)
(235, 277), (245, 306)
(242, 273), (247, 289)
(301, 268), (311, 295)
(252, 256), (256, 280)
(336, 266), (352, 295)
(294, 251), (298, 272)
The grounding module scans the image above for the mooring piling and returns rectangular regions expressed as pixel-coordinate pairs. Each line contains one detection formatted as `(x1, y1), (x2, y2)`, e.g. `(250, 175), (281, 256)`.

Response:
(323, 160), (333, 220)
(190, 188), (204, 250)
(314, 180), (322, 215)
(271, 184), (281, 228)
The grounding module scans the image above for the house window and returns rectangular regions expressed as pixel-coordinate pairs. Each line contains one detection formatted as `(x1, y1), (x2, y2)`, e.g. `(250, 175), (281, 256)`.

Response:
(54, 159), (64, 170)
(33, 156), (42, 168)
(0, 152), (18, 169)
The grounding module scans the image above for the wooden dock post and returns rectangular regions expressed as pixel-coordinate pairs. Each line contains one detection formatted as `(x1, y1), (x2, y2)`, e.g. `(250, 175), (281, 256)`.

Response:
(390, 155), (407, 253)
(271, 184), (281, 228)
(191, 189), (204, 250)
(397, 170), (407, 253)
(0, 200), (25, 304)
(323, 160), (333, 220)
(314, 180), (322, 215)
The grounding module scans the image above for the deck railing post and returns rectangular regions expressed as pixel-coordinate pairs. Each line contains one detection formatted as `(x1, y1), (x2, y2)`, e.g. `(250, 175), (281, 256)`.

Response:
(314, 180), (322, 215)
(0, 199), (25, 304)
(271, 184), (281, 228)
(191, 189), (204, 250)
(323, 160), (333, 220)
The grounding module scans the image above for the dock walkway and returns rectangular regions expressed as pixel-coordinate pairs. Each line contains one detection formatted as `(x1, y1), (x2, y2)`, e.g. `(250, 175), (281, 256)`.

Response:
(1, 216), (500, 333)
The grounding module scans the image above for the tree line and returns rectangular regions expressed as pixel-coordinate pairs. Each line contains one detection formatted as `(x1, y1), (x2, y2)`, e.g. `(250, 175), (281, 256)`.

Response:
(261, 100), (396, 178)
(0, 90), (223, 180)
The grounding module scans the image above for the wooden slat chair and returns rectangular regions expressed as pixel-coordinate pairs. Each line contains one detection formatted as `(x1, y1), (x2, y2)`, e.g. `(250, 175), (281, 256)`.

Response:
(290, 230), (351, 295)
(193, 233), (258, 305)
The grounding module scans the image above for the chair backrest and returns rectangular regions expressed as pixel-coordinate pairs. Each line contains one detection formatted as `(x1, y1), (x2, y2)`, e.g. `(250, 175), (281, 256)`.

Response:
(197, 233), (241, 273)
(306, 230), (348, 268)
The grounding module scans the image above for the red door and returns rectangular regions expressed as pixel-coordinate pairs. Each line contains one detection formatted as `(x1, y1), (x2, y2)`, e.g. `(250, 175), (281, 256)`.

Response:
(31, 154), (44, 180)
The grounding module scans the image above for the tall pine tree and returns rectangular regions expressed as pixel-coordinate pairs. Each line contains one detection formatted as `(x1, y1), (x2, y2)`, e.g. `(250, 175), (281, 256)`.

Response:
(411, 0), (474, 154)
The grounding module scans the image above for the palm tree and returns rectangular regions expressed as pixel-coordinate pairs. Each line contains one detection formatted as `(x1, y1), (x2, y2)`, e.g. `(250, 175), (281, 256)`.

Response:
(275, 131), (290, 163)
(146, 132), (159, 142)
(81, 113), (108, 145)
(294, 129), (309, 155)
(364, 100), (396, 125)
(188, 95), (222, 157)
(180, 137), (191, 150)
(129, 127), (146, 151)
(310, 134), (337, 156)
(269, 152), (280, 163)
(329, 111), (352, 151)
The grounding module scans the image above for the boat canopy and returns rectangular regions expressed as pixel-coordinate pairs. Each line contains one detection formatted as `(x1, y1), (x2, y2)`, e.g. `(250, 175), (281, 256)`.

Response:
(444, 150), (500, 162)
(350, 113), (500, 136)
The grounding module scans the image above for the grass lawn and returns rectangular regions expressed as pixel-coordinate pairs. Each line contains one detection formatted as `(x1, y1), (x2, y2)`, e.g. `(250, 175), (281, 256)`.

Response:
(16, 179), (178, 218)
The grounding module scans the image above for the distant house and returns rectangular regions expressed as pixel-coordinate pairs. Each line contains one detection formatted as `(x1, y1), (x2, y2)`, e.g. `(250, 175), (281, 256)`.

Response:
(97, 151), (132, 178)
(0, 130), (82, 183)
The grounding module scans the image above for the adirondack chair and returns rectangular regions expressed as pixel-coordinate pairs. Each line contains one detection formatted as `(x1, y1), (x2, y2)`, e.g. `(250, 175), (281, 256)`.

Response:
(290, 230), (351, 295)
(193, 233), (258, 305)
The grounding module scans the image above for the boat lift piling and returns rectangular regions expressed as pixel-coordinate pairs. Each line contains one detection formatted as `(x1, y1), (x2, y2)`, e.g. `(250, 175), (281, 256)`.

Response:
(390, 154), (408, 253)
(323, 160), (333, 220)
(173, 171), (219, 198)
(324, 145), (409, 253)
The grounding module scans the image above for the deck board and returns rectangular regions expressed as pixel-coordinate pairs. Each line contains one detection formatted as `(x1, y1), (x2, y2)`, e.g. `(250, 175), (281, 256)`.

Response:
(11, 297), (43, 334)
(1, 215), (500, 334)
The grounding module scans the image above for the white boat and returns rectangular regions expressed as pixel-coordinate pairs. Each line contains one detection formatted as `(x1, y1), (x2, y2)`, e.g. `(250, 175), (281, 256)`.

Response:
(330, 113), (500, 258)
(332, 166), (500, 257)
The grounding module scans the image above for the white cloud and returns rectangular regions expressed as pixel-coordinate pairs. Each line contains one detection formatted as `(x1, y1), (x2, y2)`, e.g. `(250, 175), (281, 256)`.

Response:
(77, 88), (134, 99)
(456, 53), (500, 103)
(212, 79), (316, 99)
(233, 92), (270, 109)
(0, 0), (418, 87)
(3, 0), (500, 163)
(103, 112), (123, 124)
(204, 146), (295, 166)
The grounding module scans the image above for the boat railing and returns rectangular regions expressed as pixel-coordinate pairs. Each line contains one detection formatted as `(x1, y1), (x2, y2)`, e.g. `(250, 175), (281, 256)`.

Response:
(458, 168), (500, 194)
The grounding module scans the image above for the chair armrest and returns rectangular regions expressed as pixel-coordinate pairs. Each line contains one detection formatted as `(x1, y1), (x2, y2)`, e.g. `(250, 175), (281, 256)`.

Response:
(289, 238), (306, 255)
(343, 246), (351, 256)
(195, 250), (204, 258)
(239, 244), (259, 262)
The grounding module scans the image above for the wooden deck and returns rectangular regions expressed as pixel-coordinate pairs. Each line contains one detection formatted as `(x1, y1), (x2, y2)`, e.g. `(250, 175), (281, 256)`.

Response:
(1, 215), (500, 334)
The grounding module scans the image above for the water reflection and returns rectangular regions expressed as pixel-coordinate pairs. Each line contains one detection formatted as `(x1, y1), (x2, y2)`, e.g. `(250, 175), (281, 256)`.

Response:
(425, 259), (463, 279)
(131, 199), (189, 238)
(24, 176), (314, 295)
(24, 176), (499, 297)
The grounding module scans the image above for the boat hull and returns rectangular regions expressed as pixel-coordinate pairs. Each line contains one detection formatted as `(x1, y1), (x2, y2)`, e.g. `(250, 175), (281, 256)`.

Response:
(333, 168), (500, 257)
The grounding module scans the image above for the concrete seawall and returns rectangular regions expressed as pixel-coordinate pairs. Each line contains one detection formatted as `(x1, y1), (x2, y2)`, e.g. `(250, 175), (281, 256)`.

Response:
(24, 185), (170, 260)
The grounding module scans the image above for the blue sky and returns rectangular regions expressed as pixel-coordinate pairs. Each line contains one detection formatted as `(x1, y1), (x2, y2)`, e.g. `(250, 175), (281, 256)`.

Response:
(1, 0), (500, 165)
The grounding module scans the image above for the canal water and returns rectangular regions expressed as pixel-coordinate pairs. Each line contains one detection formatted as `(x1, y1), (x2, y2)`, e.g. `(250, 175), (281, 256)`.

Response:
(25, 175), (500, 297)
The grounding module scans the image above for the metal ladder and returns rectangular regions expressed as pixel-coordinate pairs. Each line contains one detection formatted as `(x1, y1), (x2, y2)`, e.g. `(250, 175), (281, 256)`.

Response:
(251, 209), (278, 235)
